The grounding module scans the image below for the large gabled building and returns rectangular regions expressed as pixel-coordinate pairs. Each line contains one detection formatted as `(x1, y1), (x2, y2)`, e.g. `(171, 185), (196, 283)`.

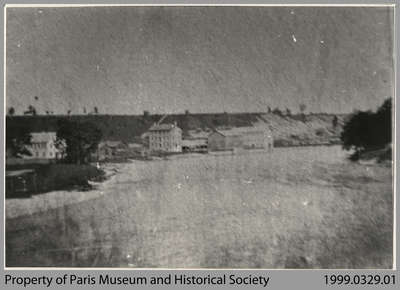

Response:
(208, 126), (273, 152)
(148, 122), (182, 153)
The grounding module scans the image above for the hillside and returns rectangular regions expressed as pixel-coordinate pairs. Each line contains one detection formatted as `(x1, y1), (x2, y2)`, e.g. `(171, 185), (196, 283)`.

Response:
(259, 113), (346, 146)
(6, 112), (346, 147)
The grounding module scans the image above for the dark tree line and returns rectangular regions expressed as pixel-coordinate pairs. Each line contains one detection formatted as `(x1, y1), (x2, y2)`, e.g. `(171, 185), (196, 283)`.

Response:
(6, 123), (32, 158)
(56, 119), (102, 164)
(24, 105), (37, 116)
(341, 98), (391, 159)
(8, 107), (15, 116)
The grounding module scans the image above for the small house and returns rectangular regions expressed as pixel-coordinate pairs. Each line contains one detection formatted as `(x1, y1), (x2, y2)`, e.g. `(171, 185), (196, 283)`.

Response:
(25, 132), (61, 160)
(182, 139), (208, 153)
(208, 129), (243, 151)
(182, 130), (209, 153)
(128, 142), (147, 157)
(94, 141), (128, 161)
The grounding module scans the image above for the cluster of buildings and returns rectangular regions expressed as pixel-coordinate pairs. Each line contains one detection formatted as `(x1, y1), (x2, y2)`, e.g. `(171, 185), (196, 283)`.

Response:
(143, 122), (273, 154)
(8, 121), (274, 164)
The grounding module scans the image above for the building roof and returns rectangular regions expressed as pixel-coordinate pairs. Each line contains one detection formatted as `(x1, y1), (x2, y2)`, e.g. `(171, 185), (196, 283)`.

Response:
(182, 139), (207, 146)
(31, 132), (57, 142)
(149, 123), (181, 131)
(99, 141), (126, 148)
(128, 143), (143, 148)
(187, 130), (209, 139)
(6, 169), (35, 177)
(213, 126), (271, 137)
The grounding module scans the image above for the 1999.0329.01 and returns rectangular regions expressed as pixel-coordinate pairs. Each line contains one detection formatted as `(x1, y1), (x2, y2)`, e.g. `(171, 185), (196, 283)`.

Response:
(324, 274), (395, 286)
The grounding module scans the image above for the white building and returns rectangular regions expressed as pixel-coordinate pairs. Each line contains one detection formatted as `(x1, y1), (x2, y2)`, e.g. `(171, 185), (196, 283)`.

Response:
(208, 126), (273, 152)
(25, 132), (61, 159)
(148, 122), (182, 153)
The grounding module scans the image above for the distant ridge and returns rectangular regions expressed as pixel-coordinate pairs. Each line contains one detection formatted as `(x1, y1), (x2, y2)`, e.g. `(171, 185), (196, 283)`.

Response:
(6, 112), (347, 147)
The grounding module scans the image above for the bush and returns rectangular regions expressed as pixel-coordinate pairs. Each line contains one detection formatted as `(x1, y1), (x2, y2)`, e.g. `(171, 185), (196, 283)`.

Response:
(39, 164), (104, 192)
(7, 163), (105, 193)
(341, 98), (392, 160)
(315, 128), (325, 137)
(56, 119), (102, 164)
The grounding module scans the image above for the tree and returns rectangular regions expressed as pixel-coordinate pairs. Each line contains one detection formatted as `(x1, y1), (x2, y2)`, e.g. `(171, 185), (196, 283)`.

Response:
(7, 107), (15, 116)
(56, 119), (102, 164)
(6, 123), (32, 158)
(223, 111), (230, 125)
(299, 103), (307, 121)
(24, 105), (37, 115)
(332, 115), (338, 128)
(341, 110), (375, 158)
(94, 106), (99, 114)
(341, 98), (392, 159)
(272, 107), (283, 116)
(299, 103), (306, 114)
(375, 98), (391, 145)
(54, 137), (67, 160)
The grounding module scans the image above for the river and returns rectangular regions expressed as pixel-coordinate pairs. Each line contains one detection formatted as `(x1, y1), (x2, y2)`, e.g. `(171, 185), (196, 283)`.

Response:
(6, 146), (393, 268)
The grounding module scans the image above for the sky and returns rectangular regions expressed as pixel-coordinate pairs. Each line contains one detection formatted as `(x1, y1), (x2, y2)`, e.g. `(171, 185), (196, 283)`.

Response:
(6, 6), (394, 115)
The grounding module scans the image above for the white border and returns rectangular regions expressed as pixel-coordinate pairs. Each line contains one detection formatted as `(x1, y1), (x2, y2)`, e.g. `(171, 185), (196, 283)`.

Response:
(3, 4), (397, 7)
(393, 1), (397, 270)
(3, 3), (397, 271)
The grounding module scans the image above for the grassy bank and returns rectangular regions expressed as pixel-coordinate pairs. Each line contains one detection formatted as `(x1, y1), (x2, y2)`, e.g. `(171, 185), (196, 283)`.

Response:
(6, 163), (105, 196)
(346, 146), (392, 163)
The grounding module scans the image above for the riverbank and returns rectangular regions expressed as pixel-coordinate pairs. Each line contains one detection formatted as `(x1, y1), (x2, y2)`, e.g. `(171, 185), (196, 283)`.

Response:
(355, 146), (392, 163)
(6, 163), (106, 198)
(6, 163), (121, 219)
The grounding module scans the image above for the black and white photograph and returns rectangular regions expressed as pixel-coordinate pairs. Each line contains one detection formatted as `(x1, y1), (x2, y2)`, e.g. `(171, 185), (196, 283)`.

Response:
(5, 4), (394, 269)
